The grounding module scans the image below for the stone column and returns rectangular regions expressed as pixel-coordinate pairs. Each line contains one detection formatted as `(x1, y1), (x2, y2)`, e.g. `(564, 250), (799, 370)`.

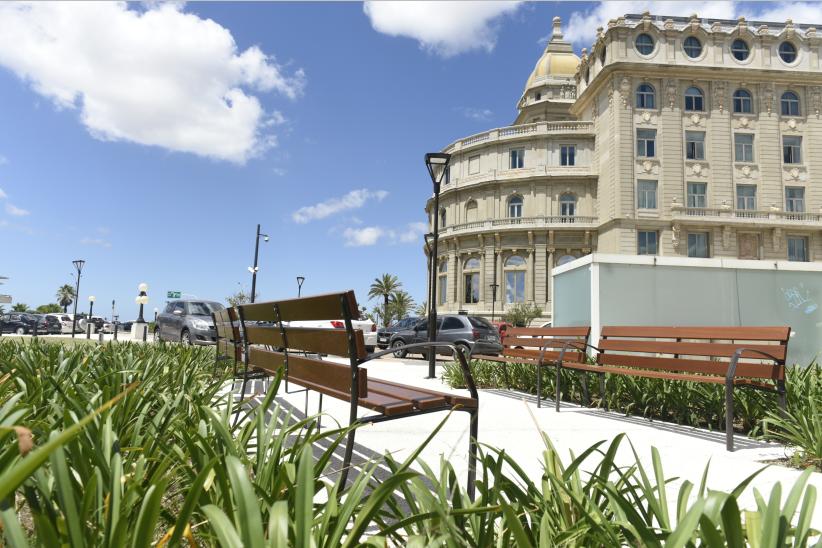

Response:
(535, 242), (547, 303)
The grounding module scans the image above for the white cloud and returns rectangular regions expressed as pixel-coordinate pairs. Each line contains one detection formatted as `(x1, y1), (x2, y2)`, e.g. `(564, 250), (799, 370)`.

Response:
(80, 237), (112, 248)
(364, 1), (523, 57)
(5, 203), (29, 217)
(342, 221), (428, 247)
(271, 167), (287, 177)
(564, 1), (819, 47)
(0, 2), (305, 164)
(0, 155), (7, 165)
(292, 189), (389, 224)
(457, 107), (494, 121)
(0, 188), (6, 199)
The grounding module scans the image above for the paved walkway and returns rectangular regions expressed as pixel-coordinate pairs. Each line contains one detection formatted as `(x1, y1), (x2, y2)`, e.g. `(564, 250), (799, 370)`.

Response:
(246, 355), (822, 529)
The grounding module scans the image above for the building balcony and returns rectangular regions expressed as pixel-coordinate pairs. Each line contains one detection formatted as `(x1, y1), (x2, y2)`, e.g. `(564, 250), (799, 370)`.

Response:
(440, 215), (598, 237)
(672, 205), (822, 228)
(443, 120), (595, 154)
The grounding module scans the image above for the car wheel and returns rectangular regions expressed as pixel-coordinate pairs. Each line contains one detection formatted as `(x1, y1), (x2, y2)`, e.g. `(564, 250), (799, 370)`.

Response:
(153, 328), (161, 343)
(181, 329), (192, 345)
(365, 346), (375, 354)
(391, 340), (407, 359)
(15, 327), (25, 335)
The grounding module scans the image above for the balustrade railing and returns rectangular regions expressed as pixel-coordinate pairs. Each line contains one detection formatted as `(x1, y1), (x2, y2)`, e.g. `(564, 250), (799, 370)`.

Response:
(448, 121), (594, 151)
(673, 207), (822, 223)
(442, 215), (598, 234)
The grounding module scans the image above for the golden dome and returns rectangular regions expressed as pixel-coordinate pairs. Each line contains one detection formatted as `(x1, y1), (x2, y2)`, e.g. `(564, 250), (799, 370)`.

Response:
(525, 17), (579, 90)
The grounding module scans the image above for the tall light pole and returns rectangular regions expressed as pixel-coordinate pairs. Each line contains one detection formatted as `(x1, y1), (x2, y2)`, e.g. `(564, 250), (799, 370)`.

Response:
(88, 295), (95, 320)
(424, 152), (451, 379)
(135, 283), (149, 323)
(490, 283), (499, 323)
(297, 276), (305, 297)
(249, 224), (269, 303)
(70, 260), (85, 338)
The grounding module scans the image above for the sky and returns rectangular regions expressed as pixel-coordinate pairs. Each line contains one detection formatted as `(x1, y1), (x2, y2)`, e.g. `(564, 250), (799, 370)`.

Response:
(0, 1), (818, 320)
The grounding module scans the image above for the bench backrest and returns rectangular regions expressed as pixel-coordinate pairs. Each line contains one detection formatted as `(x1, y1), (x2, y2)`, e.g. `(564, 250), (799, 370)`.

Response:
(213, 307), (241, 363)
(501, 326), (590, 364)
(236, 291), (369, 401)
(597, 326), (790, 381)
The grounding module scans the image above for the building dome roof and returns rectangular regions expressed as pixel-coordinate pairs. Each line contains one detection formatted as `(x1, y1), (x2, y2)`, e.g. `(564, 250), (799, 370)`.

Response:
(524, 17), (579, 90)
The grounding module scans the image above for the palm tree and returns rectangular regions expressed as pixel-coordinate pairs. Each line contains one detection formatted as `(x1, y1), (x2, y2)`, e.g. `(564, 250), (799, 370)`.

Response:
(368, 274), (401, 327)
(56, 284), (76, 313)
(414, 300), (427, 317)
(388, 290), (415, 321)
(12, 303), (28, 312)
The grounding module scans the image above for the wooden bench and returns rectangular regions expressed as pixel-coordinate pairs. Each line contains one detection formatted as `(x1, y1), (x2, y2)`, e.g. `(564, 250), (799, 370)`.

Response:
(555, 326), (790, 451)
(472, 326), (590, 407)
(213, 307), (242, 369)
(235, 291), (479, 498)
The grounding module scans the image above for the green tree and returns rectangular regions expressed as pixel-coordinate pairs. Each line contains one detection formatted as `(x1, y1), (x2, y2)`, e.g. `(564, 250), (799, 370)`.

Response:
(367, 274), (401, 327)
(387, 290), (415, 322)
(502, 302), (543, 327)
(36, 303), (62, 314)
(226, 288), (257, 308)
(56, 284), (76, 313)
(12, 303), (29, 312)
(414, 300), (427, 317)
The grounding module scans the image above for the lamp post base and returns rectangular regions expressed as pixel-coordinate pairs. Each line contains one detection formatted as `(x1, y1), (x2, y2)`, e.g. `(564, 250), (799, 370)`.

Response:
(131, 322), (148, 341)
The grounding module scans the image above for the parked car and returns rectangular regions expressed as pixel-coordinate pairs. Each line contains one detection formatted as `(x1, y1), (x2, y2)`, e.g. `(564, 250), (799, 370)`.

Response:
(376, 317), (420, 349)
(387, 315), (502, 359)
(118, 321), (135, 332)
(46, 313), (75, 334)
(154, 300), (224, 345)
(38, 314), (63, 334)
(492, 321), (512, 337)
(0, 313), (40, 335)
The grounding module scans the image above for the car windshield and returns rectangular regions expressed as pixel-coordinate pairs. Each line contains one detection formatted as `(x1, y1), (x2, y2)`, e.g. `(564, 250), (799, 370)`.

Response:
(468, 316), (493, 329)
(186, 302), (224, 316)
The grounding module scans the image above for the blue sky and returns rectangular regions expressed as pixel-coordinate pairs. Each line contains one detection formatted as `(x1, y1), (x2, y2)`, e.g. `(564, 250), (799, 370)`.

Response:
(0, 1), (812, 319)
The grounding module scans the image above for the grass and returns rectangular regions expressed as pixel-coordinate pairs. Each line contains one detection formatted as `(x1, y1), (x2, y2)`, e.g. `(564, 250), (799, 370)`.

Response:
(0, 338), (818, 546)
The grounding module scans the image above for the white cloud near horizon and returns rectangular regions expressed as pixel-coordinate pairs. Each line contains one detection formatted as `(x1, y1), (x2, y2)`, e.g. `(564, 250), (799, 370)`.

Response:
(80, 237), (112, 248)
(342, 221), (428, 247)
(5, 203), (30, 217)
(0, 2), (305, 164)
(364, 1), (523, 57)
(563, 1), (822, 47)
(457, 107), (494, 121)
(292, 189), (389, 224)
(0, 188), (6, 199)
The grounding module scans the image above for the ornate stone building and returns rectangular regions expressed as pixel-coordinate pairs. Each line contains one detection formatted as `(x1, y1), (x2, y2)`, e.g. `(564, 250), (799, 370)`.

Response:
(426, 13), (822, 321)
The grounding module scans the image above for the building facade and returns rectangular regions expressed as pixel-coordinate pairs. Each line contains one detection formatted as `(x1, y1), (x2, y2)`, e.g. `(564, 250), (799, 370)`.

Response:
(426, 13), (822, 321)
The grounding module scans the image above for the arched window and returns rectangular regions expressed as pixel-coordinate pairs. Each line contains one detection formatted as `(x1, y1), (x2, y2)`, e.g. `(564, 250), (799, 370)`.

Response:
(684, 87), (704, 111)
(600, 46), (607, 65)
(779, 41), (797, 63)
(463, 257), (480, 304)
(635, 33), (655, 55)
(437, 260), (448, 305)
(556, 255), (577, 266)
(731, 39), (750, 61)
(559, 193), (576, 221)
(504, 255), (526, 304)
(781, 91), (800, 116)
(636, 83), (655, 109)
(508, 195), (523, 218)
(465, 200), (478, 223)
(439, 208), (446, 228)
(733, 89), (752, 114)
(683, 36), (702, 58)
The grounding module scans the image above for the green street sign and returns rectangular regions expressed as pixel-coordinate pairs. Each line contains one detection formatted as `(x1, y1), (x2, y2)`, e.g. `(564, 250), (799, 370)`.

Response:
(167, 291), (181, 299)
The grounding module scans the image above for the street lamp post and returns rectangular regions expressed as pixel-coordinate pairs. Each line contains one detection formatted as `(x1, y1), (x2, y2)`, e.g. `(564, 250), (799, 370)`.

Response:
(135, 283), (149, 323)
(70, 260), (85, 338)
(490, 283), (499, 323)
(297, 276), (305, 297)
(87, 296), (96, 338)
(424, 152), (451, 379)
(249, 224), (269, 303)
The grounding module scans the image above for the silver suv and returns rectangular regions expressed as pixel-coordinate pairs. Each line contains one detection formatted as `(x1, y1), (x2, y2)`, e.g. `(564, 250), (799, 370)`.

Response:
(388, 314), (502, 358)
(154, 300), (224, 345)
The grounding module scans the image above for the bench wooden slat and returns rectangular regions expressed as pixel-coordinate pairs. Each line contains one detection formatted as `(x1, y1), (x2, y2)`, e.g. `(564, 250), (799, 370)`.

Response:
(503, 336), (587, 348)
(244, 326), (367, 359)
(367, 380), (448, 410)
(368, 377), (477, 409)
(506, 327), (590, 337)
(599, 339), (786, 361)
(503, 347), (585, 363)
(600, 326), (790, 342)
(599, 353), (785, 380)
(248, 347), (368, 397)
(473, 354), (539, 365)
(274, 291), (360, 322)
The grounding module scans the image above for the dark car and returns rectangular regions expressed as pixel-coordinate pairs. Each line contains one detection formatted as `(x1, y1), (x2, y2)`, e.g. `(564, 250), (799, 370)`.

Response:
(39, 314), (63, 334)
(387, 315), (502, 359)
(154, 300), (224, 345)
(376, 316), (420, 349)
(0, 313), (40, 335)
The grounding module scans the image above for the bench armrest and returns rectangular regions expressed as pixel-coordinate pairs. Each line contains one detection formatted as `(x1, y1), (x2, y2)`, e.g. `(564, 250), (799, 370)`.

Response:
(363, 342), (479, 401)
(727, 347), (784, 386)
(554, 340), (603, 365)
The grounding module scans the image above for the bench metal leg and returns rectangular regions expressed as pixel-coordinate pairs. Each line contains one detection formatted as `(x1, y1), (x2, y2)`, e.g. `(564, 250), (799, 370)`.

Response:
(536, 364), (541, 408)
(599, 373), (606, 411)
(317, 393), (323, 430)
(233, 374), (251, 429)
(467, 409), (478, 501)
(725, 381), (735, 452)
(340, 428), (356, 490)
(777, 380), (787, 415)
(501, 363), (510, 390)
(555, 365), (562, 413)
(579, 373), (590, 406)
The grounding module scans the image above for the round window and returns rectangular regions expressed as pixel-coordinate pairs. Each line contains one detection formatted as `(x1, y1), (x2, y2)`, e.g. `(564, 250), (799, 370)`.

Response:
(731, 39), (749, 61)
(635, 33), (655, 55)
(779, 41), (797, 63)
(683, 36), (702, 58)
